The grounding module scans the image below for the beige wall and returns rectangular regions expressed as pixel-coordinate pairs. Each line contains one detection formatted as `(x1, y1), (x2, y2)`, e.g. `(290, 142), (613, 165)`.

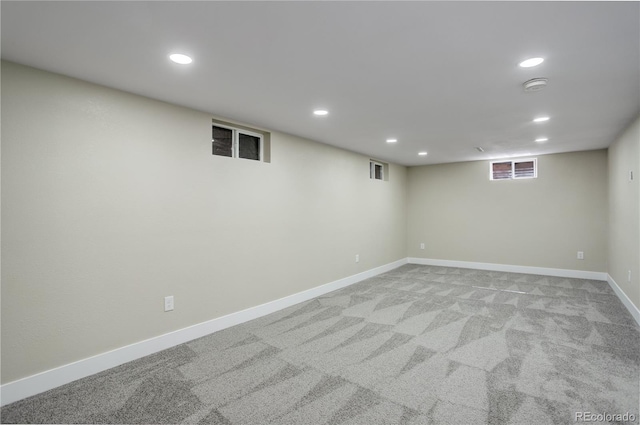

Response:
(2, 59), (636, 388)
(407, 150), (608, 272)
(0, 61), (408, 383)
(608, 115), (640, 310)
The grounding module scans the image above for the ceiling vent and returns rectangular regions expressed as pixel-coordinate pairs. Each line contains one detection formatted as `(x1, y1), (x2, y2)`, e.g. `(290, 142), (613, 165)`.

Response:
(523, 78), (548, 92)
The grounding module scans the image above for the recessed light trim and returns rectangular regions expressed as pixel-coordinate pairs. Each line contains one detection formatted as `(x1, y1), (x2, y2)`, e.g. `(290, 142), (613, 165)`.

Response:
(519, 57), (544, 68)
(418, 151), (428, 156)
(313, 109), (329, 116)
(386, 138), (397, 143)
(535, 137), (548, 143)
(169, 53), (193, 64)
(533, 116), (550, 123)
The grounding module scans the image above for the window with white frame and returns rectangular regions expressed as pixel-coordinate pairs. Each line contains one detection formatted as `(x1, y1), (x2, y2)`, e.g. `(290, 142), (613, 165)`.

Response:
(490, 158), (537, 180)
(212, 124), (263, 161)
(370, 160), (386, 180)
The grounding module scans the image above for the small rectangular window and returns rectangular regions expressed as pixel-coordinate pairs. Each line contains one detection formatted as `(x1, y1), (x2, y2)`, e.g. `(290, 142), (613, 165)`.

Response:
(212, 124), (263, 161)
(374, 164), (383, 180)
(514, 160), (535, 178)
(490, 158), (537, 180)
(238, 133), (261, 160)
(212, 126), (233, 157)
(369, 160), (389, 181)
(370, 160), (385, 180)
(492, 161), (512, 180)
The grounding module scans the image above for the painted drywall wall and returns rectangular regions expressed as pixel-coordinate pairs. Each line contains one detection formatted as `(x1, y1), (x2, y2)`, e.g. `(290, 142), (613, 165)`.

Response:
(1, 61), (408, 383)
(608, 115), (640, 310)
(407, 150), (608, 272)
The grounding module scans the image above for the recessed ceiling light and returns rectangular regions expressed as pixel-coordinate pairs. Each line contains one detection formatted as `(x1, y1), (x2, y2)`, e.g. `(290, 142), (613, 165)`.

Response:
(418, 151), (428, 156)
(386, 138), (397, 143)
(169, 53), (192, 64)
(313, 109), (329, 116)
(519, 57), (544, 68)
(535, 137), (548, 143)
(533, 116), (550, 123)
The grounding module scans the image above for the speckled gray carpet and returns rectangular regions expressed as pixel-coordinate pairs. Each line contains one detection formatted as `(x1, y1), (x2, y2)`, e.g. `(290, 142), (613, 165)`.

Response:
(2, 264), (639, 424)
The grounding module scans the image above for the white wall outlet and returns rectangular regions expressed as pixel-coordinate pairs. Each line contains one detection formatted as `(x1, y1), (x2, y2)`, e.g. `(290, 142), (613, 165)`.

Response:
(577, 251), (584, 260)
(355, 254), (359, 263)
(629, 270), (632, 282)
(164, 295), (174, 312)
(420, 243), (425, 250)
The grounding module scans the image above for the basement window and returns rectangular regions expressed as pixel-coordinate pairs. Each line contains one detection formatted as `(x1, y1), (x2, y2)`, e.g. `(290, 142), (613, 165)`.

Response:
(490, 158), (537, 180)
(370, 160), (389, 181)
(370, 161), (384, 180)
(212, 123), (264, 161)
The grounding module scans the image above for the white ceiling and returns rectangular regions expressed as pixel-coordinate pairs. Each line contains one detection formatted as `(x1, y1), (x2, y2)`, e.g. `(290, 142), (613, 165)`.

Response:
(2, 1), (639, 166)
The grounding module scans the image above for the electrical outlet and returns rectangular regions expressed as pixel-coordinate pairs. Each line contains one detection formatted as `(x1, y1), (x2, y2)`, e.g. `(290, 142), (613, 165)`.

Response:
(629, 270), (632, 282)
(164, 296), (174, 312)
(420, 243), (425, 250)
(577, 251), (584, 260)
(355, 254), (359, 263)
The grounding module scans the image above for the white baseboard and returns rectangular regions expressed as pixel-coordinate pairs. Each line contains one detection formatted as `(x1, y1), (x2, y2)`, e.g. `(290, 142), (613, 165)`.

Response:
(0, 258), (408, 407)
(408, 257), (608, 281)
(607, 274), (640, 327)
